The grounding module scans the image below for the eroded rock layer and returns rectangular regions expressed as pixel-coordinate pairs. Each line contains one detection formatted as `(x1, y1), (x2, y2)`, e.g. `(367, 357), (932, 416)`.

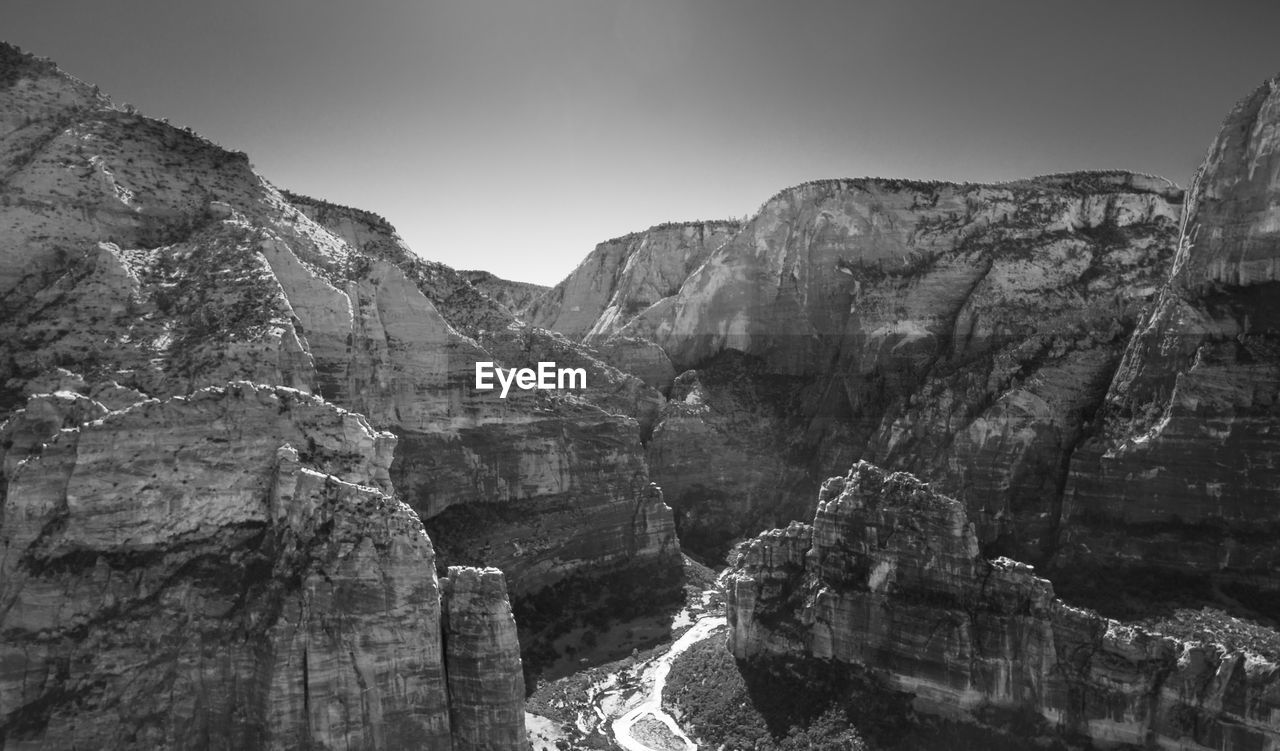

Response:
(728, 462), (1280, 750)
(1060, 74), (1280, 586)
(0, 383), (475, 749)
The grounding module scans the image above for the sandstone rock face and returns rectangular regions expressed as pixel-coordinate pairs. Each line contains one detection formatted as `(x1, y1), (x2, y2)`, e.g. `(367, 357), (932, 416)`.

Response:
(621, 174), (1178, 375)
(0, 47), (134, 298)
(1059, 75), (1280, 583)
(0, 383), (463, 749)
(728, 462), (1280, 750)
(526, 221), (740, 343)
(594, 174), (1181, 560)
(442, 567), (526, 751)
(0, 44), (677, 606)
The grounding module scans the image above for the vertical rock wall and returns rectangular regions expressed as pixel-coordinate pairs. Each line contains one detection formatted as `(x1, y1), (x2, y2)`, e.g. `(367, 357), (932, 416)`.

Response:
(442, 567), (527, 751)
(0, 383), (532, 749)
(0, 384), (457, 749)
(1061, 74), (1280, 581)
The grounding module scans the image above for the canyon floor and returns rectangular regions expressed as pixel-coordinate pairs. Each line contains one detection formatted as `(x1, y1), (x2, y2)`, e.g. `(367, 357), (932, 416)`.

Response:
(524, 557), (725, 751)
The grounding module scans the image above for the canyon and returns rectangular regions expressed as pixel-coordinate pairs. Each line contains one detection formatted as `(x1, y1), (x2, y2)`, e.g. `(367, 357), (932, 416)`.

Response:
(532, 170), (1184, 567)
(6, 37), (1280, 751)
(512, 70), (1280, 749)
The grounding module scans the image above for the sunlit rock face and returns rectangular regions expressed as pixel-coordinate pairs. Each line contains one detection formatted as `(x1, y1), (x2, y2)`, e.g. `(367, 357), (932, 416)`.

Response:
(0, 43), (678, 603)
(620, 174), (1179, 375)
(727, 462), (1280, 750)
(540, 173), (1181, 560)
(1060, 74), (1280, 583)
(526, 221), (742, 342)
(0, 383), (458, 749)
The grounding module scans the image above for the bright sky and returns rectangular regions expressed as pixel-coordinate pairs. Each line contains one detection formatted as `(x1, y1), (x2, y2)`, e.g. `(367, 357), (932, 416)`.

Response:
(7, 1), (1280, 285)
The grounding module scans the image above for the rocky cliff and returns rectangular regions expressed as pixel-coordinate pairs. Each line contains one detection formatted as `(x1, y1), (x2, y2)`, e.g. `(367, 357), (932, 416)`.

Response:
(0, 382), (526, 749)
(728, 462), (1280, 749)
(1059, 74), (1280, 593)
(0, 40), (683, 748)
(543, 173), (1182, 560)
(0, 43), (679, 608)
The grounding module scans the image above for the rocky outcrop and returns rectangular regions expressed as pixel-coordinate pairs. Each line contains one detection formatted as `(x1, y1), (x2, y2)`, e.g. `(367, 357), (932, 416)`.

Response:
(728, 462), (1280, 750)
(610, 174), (1181, 560)
(0, 383), (494, 749)
(442, 567), (526, 751)
(1059, 74), (1280, 585)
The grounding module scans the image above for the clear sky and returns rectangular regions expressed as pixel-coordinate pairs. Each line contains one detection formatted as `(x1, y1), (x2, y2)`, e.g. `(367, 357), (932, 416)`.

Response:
(7, 1), (1280, 285)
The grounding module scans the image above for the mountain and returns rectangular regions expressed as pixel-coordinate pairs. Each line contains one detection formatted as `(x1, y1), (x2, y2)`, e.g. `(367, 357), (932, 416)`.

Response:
(9, 35), (1280, 751)
(0, 42), (676, 748)
(705, 71), (1280, 751)
(534, 172), (1183, 564)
